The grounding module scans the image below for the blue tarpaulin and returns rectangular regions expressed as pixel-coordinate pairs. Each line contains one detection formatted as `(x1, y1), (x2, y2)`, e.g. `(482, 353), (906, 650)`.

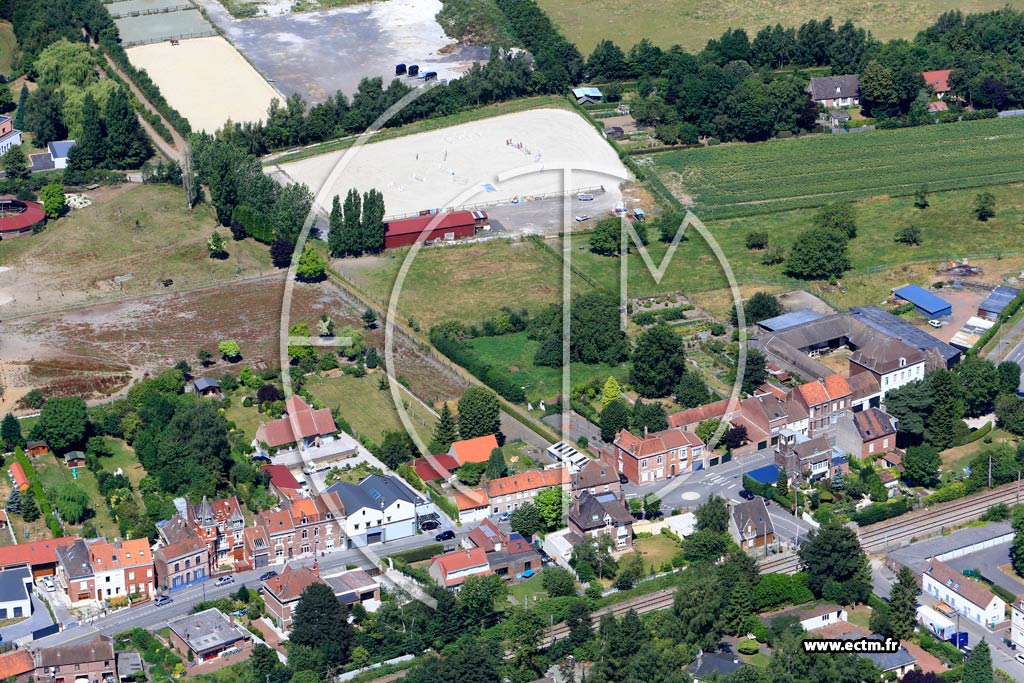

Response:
(746, 464), (780, 485)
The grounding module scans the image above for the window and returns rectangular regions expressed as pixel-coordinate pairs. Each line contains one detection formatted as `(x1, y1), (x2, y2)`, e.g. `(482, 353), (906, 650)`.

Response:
(174, 563), (180, 573)
(355, 523), (360, 530)
(301, 545), (310, 554)
(656, 456), (663, 465)
(641, 459), (649, 469)
(129, 571), (135, 580)
(301, 529), (308, 539)
(314, 527), (320, 536)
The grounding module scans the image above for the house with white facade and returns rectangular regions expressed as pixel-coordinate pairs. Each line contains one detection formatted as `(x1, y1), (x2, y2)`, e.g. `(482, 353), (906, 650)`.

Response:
(849, 339), (926, 397)
(325, 474), (421, 548)
(428, 547), (492, 589)
(922, 559), (1005, 628)
(1011, 595), (1024, 650)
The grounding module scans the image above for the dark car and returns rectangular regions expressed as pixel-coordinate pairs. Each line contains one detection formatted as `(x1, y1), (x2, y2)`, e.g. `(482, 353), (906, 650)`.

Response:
(154, 595), (172, 606)
(738, 489), (755, 500)
(435, 530), (455, 542)
(618, 473), (629, 485)
(420, 519), (440, 531)
(259, 570), (278, 582)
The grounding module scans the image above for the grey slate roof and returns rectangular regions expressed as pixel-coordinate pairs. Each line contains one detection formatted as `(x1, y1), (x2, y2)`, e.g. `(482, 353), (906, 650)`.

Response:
(567, 491), (632, 532)
(887, 521), (1013, 575)
(688, 652), (745, 678)
(325, 473), (419, 514)
(56, 538), (95, 580)
(167, 608), (249, 654)
(47, 140), (76, 159)
(732, 498), (775, 537)
(808, 75), (860, 101)
(193, 376), (220, 392)
(850, 306), (960, 365)
(980, 285), (1020, 315)
(0, 565), (31, 603)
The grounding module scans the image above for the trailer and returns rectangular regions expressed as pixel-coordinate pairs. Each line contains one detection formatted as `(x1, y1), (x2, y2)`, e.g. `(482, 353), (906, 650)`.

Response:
(395, 63), (407, 76)
(917, 604), (956, 640)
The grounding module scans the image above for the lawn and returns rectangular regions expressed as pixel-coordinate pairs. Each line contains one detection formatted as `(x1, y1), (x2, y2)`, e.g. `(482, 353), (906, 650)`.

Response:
(504, 439), (541, 473)
(653, 116), (1024, 219)
(0, 21), (16, 74)
(633, 534), (680, 573)
(940, 428), (1019, 472)
(467, 331), (628, 404)
(337, 237), (593, 329)
(508, 572), (549, 605)
(304, 371), (437, 445)
(98, 438), (147, 489)
(535, 0), (1020, 54)
(0, 184), (273, 306)
(847, 604), (873, 629)
(32, 453), (120, 539)
(561, 181), (1024, 302)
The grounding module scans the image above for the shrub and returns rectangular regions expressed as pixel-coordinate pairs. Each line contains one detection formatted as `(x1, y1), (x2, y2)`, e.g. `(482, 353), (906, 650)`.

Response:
(389, 544), (444, 564)
(737, 639), (760, 655)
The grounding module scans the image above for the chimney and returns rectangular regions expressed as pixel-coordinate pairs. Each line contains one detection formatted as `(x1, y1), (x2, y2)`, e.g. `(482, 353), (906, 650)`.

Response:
(312, 559), (319, 577)
(643, 426), (648, 437)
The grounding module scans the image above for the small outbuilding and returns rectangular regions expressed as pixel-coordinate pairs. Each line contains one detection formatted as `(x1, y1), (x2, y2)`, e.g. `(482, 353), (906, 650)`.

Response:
(383, 210), (486, 249)
(892, 284), (952, 318)
(8, 462), (30, 492)
(26, 440), (49, 457)
(572, 87), (603, 105)
(828, 109), (851, 127)
(604, 126), (624, 139)
(978, 285), (1020, 320)
(0, 198), (46, 239)
(192, 376), (222, 398)
(63, 451), (86, 469)
(47, 140), (76, 170)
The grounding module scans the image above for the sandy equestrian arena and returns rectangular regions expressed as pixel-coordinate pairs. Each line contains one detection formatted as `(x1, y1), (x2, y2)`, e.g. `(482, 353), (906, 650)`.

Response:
(127, 36), (281, 133)
(274, 108), (630, 217)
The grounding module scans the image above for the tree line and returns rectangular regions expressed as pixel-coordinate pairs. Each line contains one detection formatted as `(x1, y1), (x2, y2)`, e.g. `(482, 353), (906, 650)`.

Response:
(328, 188), (385, 257)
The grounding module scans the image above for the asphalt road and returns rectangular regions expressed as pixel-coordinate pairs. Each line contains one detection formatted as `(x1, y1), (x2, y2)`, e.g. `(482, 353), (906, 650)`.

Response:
(989, 314), (1024, 393)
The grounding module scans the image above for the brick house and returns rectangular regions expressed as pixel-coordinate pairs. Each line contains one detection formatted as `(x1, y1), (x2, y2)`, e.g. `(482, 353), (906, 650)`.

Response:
(261, 464), (304, 502)
(252, 395), (339, 456)
(836, 408), (899, 459)
(429, 547), (492, 589)
(730, 498), (775, 553)
(463, 518), (541, 578)
(775, 431), (847, 483)
(190, 496), (246, 569)
(34, 635), (116, 683)
(58, 538), (155, 603)
(0, 650), (34, 683)
(154, 534), (210, 592)
(792, 375), (851, 439)
(566, 491), (634, 550)
(247, 492), (345, 566)
(571, 459), (620, 498)
(485, 468), (571, 515)
(262, 562), (326, 631)
(167, 608), (252, 664)
(610, 427), (704, 483)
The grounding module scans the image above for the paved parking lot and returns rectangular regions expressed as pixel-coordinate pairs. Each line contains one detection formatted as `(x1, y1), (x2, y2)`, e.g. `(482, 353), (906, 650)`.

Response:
(944, 541), (1024, 596)
(923, 286), (986, 343)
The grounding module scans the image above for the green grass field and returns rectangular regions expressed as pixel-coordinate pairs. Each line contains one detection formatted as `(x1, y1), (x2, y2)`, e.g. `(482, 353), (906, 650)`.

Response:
(562, 181), (1024, 303)
(634, 534), (679, 573)
(0, 21), (16, 74)
(336, 238), (593, 328)
(652, 116), (1024, 219)
(467, 331), (628, 403)
(99, 438), (148, 489)
(304, 372), (437, 444)
(535, 0), (1020, 53)
(35, 453), (120, 539)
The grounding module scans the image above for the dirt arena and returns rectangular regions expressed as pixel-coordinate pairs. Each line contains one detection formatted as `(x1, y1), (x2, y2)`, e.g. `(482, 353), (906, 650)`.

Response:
(127, 36), (280, 132)
(272, 108), (630, 217)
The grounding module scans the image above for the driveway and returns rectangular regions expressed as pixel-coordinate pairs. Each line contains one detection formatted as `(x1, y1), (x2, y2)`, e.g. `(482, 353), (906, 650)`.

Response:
(943, 542), (1024, 596)
(542, 411), (601, 448)
(4, 594), (55, 643)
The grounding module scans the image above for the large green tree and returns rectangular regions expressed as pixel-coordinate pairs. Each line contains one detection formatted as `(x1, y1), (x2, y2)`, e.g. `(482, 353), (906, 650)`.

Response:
(732, 291), (782, 326)
(813, 202), (858, 239)
(22, 88), (67, 145)
(956, 356), (999, 417)
(534, 486), (568, 530)
(456, 387), (500, 439)
(695, 494), (730, 533)
(884, 379), (933, 446)
(327, 194), (344, 257)
(631, 399), (668, 433)
(1, 413), (23, 450)
(428, 403), (458, 452)
(962, 638), (993, 683)
(629, 323), (687, 398)
(103, 87), (149, 168)
(509, 501), (543, 537)
(360, 188), (386, 253)
(902, 445), (941, 487)
(925, 369), (964, 449)
(997, 361), (1022, 395)
(785, 226), (851, 280)
(30, 396), (87, 452)
(340, 187), (362, 256)
(1, 144), (29, 181)
(599, 398), (631, 442)
(289, 583), (354, 666)
(675, 371), (711, 408)
(72, 92), (106, 170)
(888, 566), (920, 640)
(798, 521), (871, 605)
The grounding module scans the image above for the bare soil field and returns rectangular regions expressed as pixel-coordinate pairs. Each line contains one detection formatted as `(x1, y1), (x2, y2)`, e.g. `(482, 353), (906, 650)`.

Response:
(274, 107), (629, 218)
(0, 275), (466, 413)
(127, 36), (280, 132)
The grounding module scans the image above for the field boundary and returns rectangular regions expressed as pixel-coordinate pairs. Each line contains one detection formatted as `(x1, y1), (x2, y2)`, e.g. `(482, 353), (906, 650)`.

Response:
(120, 29), (217, 47)
(382, 185), (605, 221)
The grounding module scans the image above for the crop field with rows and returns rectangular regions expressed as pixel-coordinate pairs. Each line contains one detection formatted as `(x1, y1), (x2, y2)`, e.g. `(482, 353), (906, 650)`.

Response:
(651, 116), (1024, 218)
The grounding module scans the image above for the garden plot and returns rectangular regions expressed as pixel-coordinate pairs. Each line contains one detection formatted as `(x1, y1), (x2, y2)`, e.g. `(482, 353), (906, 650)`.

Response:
(127, 36), (280, 132)
(274, 108), (629, 217)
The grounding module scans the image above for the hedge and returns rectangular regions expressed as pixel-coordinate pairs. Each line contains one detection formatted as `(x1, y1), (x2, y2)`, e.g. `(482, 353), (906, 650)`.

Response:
(925, 482), (967, 504)
(389, 544), (444, 564)
(393, 560), (432, 585)
(100, 35), (193, 138)
(960, 420), (993, 445)
(429, 488), (460, 522)
(632, 305), (695, 326)
(851, 498), (912, 526)
(429, 329), (525, 402)
(13, 449), (56, 522)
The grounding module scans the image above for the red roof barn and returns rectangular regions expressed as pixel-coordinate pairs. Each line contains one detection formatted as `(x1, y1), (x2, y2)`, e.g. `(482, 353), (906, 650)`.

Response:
(0, 198), (45, 239)
(383, 210), (487, 249)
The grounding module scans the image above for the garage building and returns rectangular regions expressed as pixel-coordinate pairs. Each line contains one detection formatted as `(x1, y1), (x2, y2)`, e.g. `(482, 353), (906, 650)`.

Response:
(978, 285), (1020, 320)
(383, 210), (487, 249)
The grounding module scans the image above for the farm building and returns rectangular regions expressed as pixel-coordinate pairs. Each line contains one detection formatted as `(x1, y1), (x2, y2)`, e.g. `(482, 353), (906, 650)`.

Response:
(892, 284), (951, 318)
(383, 210), (487, 249)
(572, 87), (603, 105)
(922, 69), (951, 98)
(950, 316), (995, 351)
(807, 75), (860, 108)
(978, 285), (1020, 320)
(8, 462), (30, 492)
(828, 109), (850, 127)
(757, 309), (823, 332)
(0, 198), (46, 239)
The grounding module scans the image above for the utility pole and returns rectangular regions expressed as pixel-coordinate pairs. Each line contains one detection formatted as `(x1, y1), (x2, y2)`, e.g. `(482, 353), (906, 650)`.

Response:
(988, 451), (992, 489)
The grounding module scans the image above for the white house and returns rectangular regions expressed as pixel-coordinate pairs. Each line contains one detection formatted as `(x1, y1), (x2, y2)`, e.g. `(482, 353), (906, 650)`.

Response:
(47, 140), (76, 170)
(325, 474), (420, 548)
(1011, 595), (1024, 650)
(922, 559), (1005, 628)
(762, 603), (848, 632)
(0, 116), (23, 157)
(428, 547), (491, 589)
(0, 566), (33, 620)
(850, 339), (926, 398)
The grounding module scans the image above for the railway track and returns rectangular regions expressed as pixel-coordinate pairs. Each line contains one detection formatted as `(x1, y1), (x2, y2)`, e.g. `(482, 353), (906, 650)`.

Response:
(758, 553), (801, 575)
(857, 480), (1022, 552)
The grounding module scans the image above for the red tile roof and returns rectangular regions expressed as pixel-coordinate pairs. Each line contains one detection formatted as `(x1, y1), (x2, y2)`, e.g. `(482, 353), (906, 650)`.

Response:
(613, 427), (703, 458)
(0, 650), (34, 679)
(0, 199), (46, 234)
(431, 547), (491, 586)
(668, 399), (731, 428)
(450, 434), (499, 465)
(853, 408), (897, 442)
(262, 464), (302, 492)
(385, 210), (485, 238)
(0, 536), (77, 569)
(924, 559), (1000, 609)
(923, 69), (951, 93)
(264, 564), (325, 602)
(411, 454), (459, 481)
(89, 538), (152, 570)
(256, 396), (338, 448)
(485, 469), (568, 498)
(450, 489), (489, 511)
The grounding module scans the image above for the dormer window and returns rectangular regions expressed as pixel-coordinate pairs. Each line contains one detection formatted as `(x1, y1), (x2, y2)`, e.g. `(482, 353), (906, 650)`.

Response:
(899, 357), (906, 367)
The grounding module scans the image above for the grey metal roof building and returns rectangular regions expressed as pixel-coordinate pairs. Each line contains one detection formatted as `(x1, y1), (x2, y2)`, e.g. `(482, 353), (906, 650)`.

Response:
(325, 473), (421, 513)
(887, 521), (1013, 575)
(850, 306), (961, 367)
(0, 565), (32, 603)
(978, 285), (1020, 320)
(757, 309), (823, 332)
(167, 608), (250, 657)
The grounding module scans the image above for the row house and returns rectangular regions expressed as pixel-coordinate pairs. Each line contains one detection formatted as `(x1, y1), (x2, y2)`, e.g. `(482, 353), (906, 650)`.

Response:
(55, 538), (154, 604)
(837, 407), (899, 459)
(849, 339), (926, 397)
(571, 459), (620, 499)
(251, 491), (345, 565)
(154, 533), (210, 593)
(1011, 594), (1024, 651)
(611, 427), (704, 484)
(189, 496), (246, 568)
(462, 517), (542, 578)
(775, 431), (847, 483)
(792, 375), (851, 439)
(34, 635), (116, 683)
(484, 468), (571, 515)
(567, 490), (634, 550)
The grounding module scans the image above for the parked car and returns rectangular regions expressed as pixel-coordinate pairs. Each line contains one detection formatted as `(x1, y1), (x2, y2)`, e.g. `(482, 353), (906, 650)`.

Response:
(1015, 653), (1024, 665)
(928, 319), (943, 328)
(231, 608), (247, 618)
(618, 473), (629, 485)
(42, 577), (56, 592)
(574, 214), (591, 222)
(214, 576), (235, 587)
(738, 489), (755, 501)
(435, 530), (455, 542)
(420, 519), (440, 531)
(259, 570), (278, 582)
(577, 193), (594, 201)
(154, 595), (172, 606)
(498, 511), (512, 522)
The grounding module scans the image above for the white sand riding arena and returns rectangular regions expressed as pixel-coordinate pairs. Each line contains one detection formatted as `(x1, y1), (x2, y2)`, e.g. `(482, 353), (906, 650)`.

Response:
(127, 36), (280, 133)
(274, 108), (630, 217)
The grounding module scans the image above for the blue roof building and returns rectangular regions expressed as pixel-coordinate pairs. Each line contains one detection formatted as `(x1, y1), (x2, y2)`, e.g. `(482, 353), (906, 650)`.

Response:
(571, 87), (603, 104)
(892, 284), (952, 318)
(757, 309), (823, 332)
(978, 285), (1020, 320)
